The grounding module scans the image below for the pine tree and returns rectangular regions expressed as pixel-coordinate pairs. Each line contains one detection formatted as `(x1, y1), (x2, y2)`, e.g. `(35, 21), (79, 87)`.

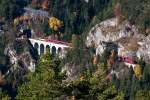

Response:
(16, 53), (64, 99)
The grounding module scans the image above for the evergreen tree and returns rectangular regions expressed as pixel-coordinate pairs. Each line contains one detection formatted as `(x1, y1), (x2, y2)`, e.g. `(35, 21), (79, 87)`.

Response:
(16, 53), (65, 99)
(135, 90), (150, 100)
(0, 0), (25, 20)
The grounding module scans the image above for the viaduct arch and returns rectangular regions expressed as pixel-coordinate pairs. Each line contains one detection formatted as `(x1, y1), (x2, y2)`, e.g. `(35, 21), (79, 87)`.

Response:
(29, 38), (70, 58)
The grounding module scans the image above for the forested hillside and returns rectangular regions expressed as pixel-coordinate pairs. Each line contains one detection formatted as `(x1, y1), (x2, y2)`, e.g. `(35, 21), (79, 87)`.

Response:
(0, 0), (150, 100)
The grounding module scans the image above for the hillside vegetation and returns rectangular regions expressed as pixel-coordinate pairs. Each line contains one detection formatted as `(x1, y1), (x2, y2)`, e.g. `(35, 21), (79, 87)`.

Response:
(0, 0), (150, 100)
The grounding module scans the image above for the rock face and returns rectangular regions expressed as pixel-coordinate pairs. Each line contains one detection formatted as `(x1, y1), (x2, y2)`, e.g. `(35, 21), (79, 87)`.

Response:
(136, 35), (150, 61)
(4, 40), (37, 74)
(62, 62), (91, 81)
(86, 18), (150, 62)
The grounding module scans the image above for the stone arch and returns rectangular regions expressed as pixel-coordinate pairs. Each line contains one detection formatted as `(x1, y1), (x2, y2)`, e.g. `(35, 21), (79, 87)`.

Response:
(34, 42), (39, 53)
(40, 44), (44, 55)
(46, 45), (50, 53)
(58, 47), (62, 55)
(34, 42), (39, 49)
(51, 46), (56, 55)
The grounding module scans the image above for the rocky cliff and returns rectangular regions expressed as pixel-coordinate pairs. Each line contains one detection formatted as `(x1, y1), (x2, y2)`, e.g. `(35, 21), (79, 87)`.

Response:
(86, 18), (150, 62)
(4, 40), (38, 74)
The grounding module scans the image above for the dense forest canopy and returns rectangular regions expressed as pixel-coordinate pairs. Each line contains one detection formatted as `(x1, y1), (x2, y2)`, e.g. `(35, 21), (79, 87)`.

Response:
(0, 0), (150, 35)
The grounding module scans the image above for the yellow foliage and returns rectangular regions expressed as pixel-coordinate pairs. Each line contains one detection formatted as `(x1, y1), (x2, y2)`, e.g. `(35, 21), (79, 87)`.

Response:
(93, 55), (97, 65)
(54, 26), (58, 31)
(14, 15), (29, 26)
(48, 17), (63, 31)
(19, 16), (24, 21)
(134, 64), (142, 79)
(14, 18), (19, 26)
(23, 16), (28, 20)
(80, 75), (85, 81)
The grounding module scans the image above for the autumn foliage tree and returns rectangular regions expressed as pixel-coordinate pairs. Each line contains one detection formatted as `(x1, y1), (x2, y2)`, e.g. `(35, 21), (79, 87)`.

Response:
(42, 0), (49, 10)
(48, 17), (63, 31)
